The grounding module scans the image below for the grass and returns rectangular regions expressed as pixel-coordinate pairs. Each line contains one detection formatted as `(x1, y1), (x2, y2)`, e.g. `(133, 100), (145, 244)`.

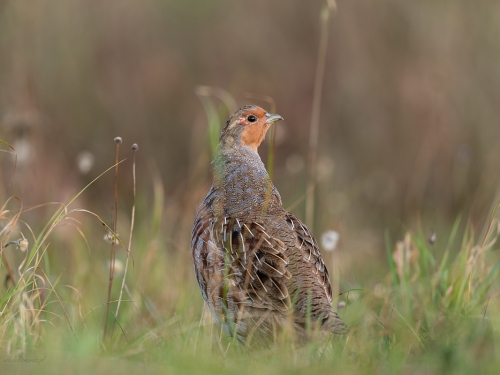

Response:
(0, 137), (499, 374)
(305, 0), (336, 231)
(0, 3), (498, 372)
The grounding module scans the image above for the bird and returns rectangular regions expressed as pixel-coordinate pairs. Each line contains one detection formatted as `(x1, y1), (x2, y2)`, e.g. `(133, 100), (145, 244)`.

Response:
(191, 105), (348, 345)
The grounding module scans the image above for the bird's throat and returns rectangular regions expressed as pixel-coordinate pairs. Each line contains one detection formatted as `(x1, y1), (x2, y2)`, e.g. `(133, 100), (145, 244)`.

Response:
(212, 147), (280, 218)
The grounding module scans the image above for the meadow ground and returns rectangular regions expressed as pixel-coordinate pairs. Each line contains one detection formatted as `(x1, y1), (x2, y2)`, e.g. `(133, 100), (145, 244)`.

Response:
(1, 2), (500, 373)
(0, 157), (499, 375)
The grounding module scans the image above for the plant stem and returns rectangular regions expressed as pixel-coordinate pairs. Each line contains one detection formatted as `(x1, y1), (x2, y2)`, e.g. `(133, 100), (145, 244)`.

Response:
(305, 1), (336, 231)
(115, 144), (138, 320)
(104, 137), (121, 339)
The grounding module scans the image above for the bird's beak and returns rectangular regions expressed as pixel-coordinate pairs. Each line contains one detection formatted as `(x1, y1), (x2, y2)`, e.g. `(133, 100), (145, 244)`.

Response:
(265, 113), (284, 124)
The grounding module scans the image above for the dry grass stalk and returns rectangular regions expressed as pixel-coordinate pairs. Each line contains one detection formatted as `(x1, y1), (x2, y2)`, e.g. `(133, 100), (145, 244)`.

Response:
(103, 137), (122, 339)
(305, 1), (337, 231)
(115, 144), (139, 319)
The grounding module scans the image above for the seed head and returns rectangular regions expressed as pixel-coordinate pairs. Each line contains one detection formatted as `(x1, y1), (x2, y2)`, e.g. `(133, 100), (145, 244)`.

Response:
(18, 238), (29, 252)
(108, 259), (124, 275)
(131, 143), (139, 150)
(4, 238), (29, 252)
(428, 231), (436, 245)
(114, 137), (123, 144)
(76, 151), (94, 174)
(104, 230), (119, 245)
(321, 230), (339, 252)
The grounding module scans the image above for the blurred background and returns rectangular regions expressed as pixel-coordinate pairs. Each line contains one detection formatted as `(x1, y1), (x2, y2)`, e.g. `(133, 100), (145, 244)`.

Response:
(1, 0), (500, 300)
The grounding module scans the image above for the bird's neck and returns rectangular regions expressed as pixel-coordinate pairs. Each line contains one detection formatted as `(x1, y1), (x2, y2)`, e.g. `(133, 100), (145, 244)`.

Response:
(212, 145), (281, 218)
(213, 145), (268, 188)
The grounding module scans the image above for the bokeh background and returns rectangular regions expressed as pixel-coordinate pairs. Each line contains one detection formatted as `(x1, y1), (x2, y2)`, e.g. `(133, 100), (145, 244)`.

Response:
(1, 0), (500, 293)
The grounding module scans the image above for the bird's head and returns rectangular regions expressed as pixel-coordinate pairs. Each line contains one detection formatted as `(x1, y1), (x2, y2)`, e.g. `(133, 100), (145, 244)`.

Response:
(219, 105), (284, 152)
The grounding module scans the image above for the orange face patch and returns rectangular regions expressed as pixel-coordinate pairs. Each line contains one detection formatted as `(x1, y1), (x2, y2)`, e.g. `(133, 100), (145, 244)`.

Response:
(241, 123), (267, 152)
(239, 108), (269, 152)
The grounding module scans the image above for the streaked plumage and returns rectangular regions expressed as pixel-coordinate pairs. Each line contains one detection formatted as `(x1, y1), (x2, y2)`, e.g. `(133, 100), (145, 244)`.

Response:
(191, 105), (348, 344)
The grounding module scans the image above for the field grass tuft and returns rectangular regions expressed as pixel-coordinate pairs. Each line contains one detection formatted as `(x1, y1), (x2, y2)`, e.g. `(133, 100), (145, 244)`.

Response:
(0, 163), (498, 374)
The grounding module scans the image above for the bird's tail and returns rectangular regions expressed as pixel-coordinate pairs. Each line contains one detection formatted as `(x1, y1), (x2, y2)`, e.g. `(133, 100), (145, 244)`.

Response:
(323, 310), (349, 334)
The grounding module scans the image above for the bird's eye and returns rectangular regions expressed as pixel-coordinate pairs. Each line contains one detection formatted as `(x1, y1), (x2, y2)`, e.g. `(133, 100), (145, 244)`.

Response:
(247, 115), (257, 123)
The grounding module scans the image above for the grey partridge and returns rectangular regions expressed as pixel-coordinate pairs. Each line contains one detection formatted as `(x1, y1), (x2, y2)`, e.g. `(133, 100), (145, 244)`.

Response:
(191, 105), (348, 344)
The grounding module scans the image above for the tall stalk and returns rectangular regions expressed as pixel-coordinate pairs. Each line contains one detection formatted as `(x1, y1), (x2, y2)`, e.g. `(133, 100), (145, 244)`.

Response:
(103, 137), (121, 340)
(115, 144), (138, 320)
(305, 1), (336, 231)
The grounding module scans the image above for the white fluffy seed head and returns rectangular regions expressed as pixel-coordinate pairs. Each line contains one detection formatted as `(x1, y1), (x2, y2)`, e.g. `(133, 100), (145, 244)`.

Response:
(104, 231), (119, 245)
(321, 230), (339, 252)
(18, 238), (29, 252)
